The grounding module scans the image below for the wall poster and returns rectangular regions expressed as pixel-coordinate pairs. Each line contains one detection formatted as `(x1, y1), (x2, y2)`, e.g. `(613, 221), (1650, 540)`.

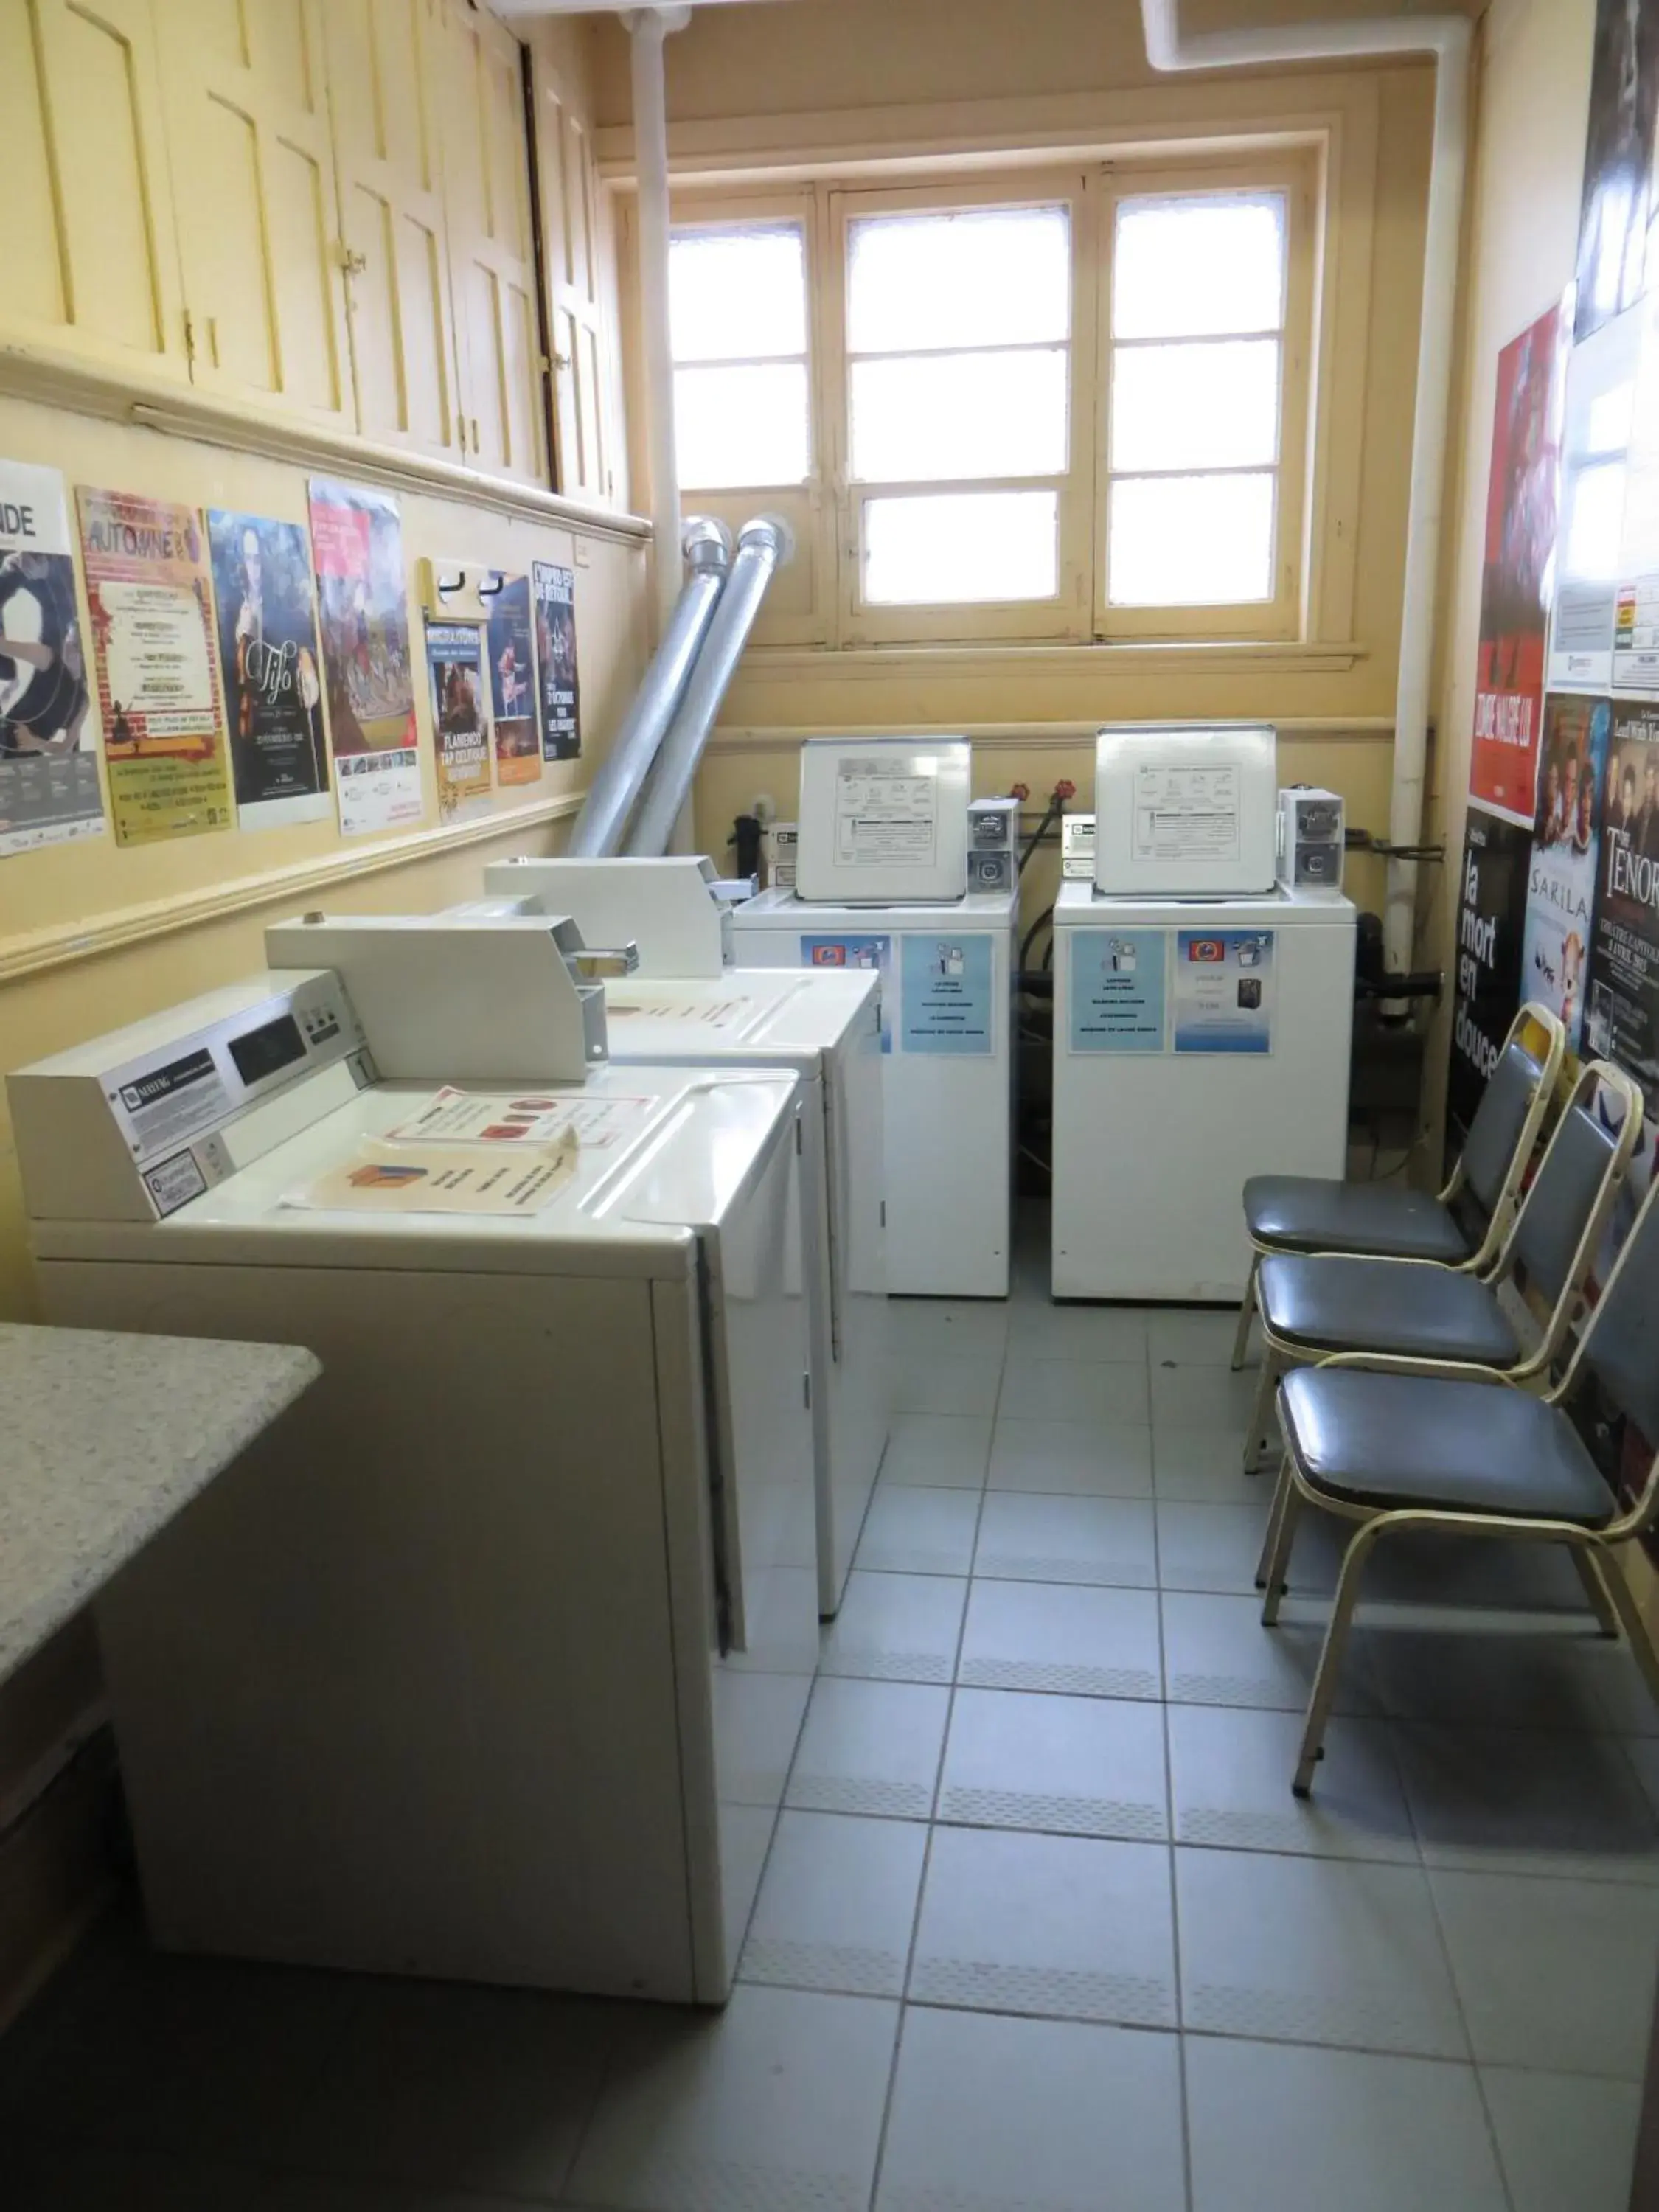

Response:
(1548, 303), (1641, 690)
(1522, 692), (1611, 1048)
(77, 486), (232, 846)
(423, 621), (493, 824)
(307, 477), (422, 838)
(1172, 929), (1276, 1055)
(1574, 0), (1659, 342)
(532, 561), (580, 760)
(1586, 698), (1659, 1085)
(1067, 928), (1168, 1054)
(0, 459), (102, 855)
(487, 572), (540, 787)
(1471, 299), (1568, 822)
(1448, 806), (1533, 1143)
(898, 931), (994, 1054)
(206, 511), (328, 832)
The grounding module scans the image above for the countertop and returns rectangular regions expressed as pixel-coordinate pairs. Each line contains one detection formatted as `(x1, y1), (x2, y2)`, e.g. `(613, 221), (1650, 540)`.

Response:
(1, 1324), (321, 1683)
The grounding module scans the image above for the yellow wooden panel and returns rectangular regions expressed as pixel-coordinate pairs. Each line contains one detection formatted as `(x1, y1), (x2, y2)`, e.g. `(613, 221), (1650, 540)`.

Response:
(265, 131), (344, 413)
(0, 5), (66, 331)
(188, 0), (248, 74)
(378, 4), (431, 185)
(561, 109), (594, 302)
(396, 209), (453, 448)
(190, 90), (276, 391)
(501, 275), (541, 479)
(484, 41), (529, 259)
(342, 181), (402, 428)
(256, 0), (317, 116)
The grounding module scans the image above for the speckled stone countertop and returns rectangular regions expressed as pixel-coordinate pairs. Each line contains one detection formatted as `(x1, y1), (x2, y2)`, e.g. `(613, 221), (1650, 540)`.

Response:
(0, 1324), (321, 1683)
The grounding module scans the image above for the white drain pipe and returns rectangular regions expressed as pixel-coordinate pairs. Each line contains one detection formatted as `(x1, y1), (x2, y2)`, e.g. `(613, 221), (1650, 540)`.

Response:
(1141, 0), (1471, 997)
(625, 5), (692, 639)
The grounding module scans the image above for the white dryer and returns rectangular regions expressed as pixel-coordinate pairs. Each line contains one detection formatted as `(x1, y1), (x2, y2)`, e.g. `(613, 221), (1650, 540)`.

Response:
(8, 938), (818, 2006)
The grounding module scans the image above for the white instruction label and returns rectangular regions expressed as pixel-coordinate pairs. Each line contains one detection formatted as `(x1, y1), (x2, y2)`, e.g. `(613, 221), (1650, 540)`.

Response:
(836, 760), (939, 867)
(384, 1085), (656, 1153)
(1133, 765), (1240, 863)
(143, 1148), (209, 1219)
(111, 1046), (231, 1163)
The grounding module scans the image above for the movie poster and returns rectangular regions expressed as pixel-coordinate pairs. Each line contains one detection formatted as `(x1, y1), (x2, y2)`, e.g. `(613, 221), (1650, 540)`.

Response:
(1522, 692), (1611, 1050)
(486, 572), (540, 787)
(424, 621), (493, 824)
(307, 478), (422, 838)
(1448, 805), (1532, 1144)
(0, 459), (103, 856)
(77, 487), (232, 846)
(206, 511), (328, 832)
(532, 561), (580, 760)
(1586, 699), (1659, 1085)
(1470, 301), (1568, 823)
(1574, 0), (1659, 341)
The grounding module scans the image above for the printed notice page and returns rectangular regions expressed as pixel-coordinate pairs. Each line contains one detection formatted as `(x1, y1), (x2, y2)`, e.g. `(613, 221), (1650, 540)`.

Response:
(0, 458), (104, 855)
(1133, 765), (1240, 863)
(383, 1085), (658, 1152)
(291, 1138), (577, 1216)
(835, 760), (938, 866)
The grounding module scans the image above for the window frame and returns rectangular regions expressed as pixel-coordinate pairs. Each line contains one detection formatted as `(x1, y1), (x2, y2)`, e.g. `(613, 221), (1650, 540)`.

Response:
(1095, 153), (1315, 643)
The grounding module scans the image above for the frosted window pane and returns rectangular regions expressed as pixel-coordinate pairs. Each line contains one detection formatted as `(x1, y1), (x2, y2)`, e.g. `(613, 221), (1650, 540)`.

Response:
(669, 227), (807, 362)
(1564, 459), (1627, 582)
(1108, 474), (1275, 605)
(851, 349), (1068, 481)
(864, 491), (1058, 603)
(675, 364), (810, 489)
(1112, 340), (1280, 472)
(1113, 195), (1286, 339)
(849, 207), (1070, 353)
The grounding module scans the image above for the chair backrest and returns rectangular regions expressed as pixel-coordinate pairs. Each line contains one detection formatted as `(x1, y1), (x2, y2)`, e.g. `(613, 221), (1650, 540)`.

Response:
(1461, 1035), (1550, 1220)
(1582, 1171), (1659, 1447)
(1500, 1062), (1643, 1349)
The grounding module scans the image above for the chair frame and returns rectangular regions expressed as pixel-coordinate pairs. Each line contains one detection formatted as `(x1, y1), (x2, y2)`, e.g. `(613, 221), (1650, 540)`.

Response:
(1257, 1156), (1659, 1797)
(1239, 1057), (1642, 1472)
(1229, 1001), (1568, 1373)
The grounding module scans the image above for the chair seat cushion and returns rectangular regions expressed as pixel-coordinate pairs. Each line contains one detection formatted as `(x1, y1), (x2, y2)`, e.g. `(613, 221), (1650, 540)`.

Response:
(1279, 1367), (1617, 1525)
(1257, 1253), (1523, 1367)
(1244, 1175), (1472, 1262)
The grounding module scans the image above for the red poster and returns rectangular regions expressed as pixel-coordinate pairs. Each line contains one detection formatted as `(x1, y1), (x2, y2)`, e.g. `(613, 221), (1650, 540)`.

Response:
(1470, 298), (1570, 824)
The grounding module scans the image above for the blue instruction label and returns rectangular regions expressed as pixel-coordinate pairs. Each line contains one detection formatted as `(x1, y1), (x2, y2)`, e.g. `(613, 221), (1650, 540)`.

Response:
(899, 931), (994, 1054)
(1068, 928), (1168, 1053)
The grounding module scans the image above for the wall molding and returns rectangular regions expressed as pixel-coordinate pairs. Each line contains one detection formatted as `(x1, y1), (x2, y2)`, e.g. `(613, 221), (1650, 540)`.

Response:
(734, 639), (1366, 681)
(0, 797), (582, 989)
(705, 717), (1394, 755)
(0, 342), (652, 549)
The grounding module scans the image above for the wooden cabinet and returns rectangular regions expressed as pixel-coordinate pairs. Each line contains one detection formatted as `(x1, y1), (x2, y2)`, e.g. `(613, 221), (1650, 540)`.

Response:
(1, 0), (188, 377)
(155, 0), (353, 426)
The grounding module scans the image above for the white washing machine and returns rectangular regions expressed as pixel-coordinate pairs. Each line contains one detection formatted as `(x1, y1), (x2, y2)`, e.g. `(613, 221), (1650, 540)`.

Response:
(731, 886), (1018, 1298)
(599, 967), (888, 1617)
(8, 934), (818, 2006)
(1050, 877), (1355, 1300)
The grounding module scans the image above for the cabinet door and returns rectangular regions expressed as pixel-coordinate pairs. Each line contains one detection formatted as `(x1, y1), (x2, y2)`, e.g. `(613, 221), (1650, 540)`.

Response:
(157, 0), (353, 425)
(322, 0), (462, 463)
(1, 0), (188, 378)
(439, 1), (549, 488)
(534, 53), (614, 504)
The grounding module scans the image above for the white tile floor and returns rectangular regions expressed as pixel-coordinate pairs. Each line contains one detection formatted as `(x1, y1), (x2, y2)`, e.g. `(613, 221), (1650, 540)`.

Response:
(3, 1206), (1658, 2211)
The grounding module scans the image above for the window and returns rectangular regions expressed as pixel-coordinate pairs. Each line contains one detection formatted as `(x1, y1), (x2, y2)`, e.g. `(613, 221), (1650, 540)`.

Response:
(650, 153), (1315, 647)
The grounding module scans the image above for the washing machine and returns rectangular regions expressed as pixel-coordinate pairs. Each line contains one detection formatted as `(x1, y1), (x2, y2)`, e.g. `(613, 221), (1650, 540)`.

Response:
(8, 921), (818, 2005)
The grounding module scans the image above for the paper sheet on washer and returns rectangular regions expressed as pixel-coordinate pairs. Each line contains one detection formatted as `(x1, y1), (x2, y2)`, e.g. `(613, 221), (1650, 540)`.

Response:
(289, 1135), (578, 1214)
(382, 1085), (656, 1151)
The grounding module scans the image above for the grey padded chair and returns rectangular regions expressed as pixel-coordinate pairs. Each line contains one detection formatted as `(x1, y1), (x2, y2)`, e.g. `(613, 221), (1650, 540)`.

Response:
(1241, 1060), (1644, 1469)
(1229, 1003), (1565, 1370)
(1258, 1161), (1659, 1796)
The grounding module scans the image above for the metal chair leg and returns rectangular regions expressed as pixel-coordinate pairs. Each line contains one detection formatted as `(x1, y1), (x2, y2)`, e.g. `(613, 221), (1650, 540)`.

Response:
(1595, 1549), (1659, 1713)
(1260, 1486), (1304, 1627)
(1242, 1351), (1280, 1474)
(1254, 1453), (1295, 1588)
(1293, 1522), (1378, 1796)
(1570, 1545), (1621, 1637)
(1231, 1256), (1259, 1372)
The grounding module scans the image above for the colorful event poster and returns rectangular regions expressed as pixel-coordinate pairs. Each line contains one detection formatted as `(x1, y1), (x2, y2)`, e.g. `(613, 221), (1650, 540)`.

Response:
(206, 511), (328, 832)
(1067, 928), (1168, 1054)
(1574, 0), (1659, 341)
(532, 561), (580, 760)
(307, 477), (422, 838)
(898, 931), (993, 1055)
(1521, 692), (1610, 1048)
(0, 459), (102, 855)
(1585, 700), (1659, 1086)
(1172, 929), (1276, 1055)
(1447, 806), (1532, 1144)
(487, 572), (540, 787)
(76, 486), (232, 846)
(802, 933), (892, 1051)
(424, 621), (493, 824)
(1470, 301), (1568, 823)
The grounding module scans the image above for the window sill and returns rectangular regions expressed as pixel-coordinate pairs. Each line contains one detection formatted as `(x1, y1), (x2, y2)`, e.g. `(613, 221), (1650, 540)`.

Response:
(742, 637), (1366, 678)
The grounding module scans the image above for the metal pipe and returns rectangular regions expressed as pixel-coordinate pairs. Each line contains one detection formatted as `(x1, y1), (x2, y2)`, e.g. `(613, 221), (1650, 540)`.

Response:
(566, 517), (730, 856)
(625, 5), (692, 638)
(626, 516), (794, 855)
(1139, 0), (1471, 1005)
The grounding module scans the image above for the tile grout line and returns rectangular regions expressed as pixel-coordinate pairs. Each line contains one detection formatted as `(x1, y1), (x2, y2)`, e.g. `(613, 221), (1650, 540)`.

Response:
(1150, 1329), (1198, 2211)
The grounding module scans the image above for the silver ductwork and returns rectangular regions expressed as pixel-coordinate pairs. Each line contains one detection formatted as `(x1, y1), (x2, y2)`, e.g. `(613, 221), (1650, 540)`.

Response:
(625, 515), (794, 856)
(566, 516), (731, 858)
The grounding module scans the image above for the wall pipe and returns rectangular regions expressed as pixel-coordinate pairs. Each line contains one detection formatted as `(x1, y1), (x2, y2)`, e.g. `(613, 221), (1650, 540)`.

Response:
(625, 4), (692, 639)
(626, 516), (796, 855)
(566, 517), (730, 855)
(1139, 0), (1471, 1002)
